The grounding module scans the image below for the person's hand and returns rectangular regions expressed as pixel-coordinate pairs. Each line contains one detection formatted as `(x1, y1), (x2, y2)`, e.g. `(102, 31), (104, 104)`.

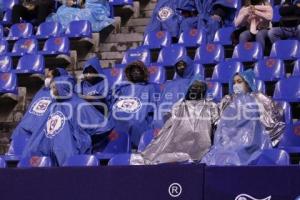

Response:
(297, 3), (300, 7)
(24, 3), (36, 10)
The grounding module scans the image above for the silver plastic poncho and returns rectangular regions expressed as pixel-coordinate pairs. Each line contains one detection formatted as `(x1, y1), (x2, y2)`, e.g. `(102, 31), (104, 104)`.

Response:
(201, 92), (285, 166)
(130, 99), (219, 165)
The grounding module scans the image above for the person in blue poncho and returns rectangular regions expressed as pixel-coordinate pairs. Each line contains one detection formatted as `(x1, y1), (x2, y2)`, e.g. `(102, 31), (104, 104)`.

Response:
(157, 56), (195, 127)
(201, 69), (285, 166)
(47, 0), (115, 32)
(22, 76), (114, 166)
(7, 68), (68, 155)
(109, 61), (159, 148)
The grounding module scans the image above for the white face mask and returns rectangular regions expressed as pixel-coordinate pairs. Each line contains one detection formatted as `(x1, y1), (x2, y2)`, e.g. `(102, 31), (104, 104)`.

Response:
(233, 83), (245, 94)
(44, 78), (52, 88)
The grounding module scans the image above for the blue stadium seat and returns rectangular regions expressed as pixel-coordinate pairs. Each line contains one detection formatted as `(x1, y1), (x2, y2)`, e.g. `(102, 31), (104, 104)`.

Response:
(10, 38), (38, 56)
(95, 130), (131, 160)
(0, 72), (18, 94)
(272, 5), (281, 23)
(143, 31), (171, 49)
(206, 81), (223, 102)
(0, 157), (6, 168)
(213, 26), (235, 45)
(36, 21), (63, 39)
(109, 0), (133, 5)
(63, 155), (99, 167)
(194, 43), (224, 64)
(1, 10), (12, 25)
(17, 156), (52, 168)
(101, 67), (125, 87)
(211, 60), (243, 83)
(178, 28), (206, 47)
(232, 42), (263, 62)
(5, 133), (30, 161)
(2, 0), (19, 10)
(157, 44), (187, 67)
(0, 25), (3, 38)
(270, 40), (300, 60)
(65, 20), (92, 38)
(148, 65), (166, 84)
(254, 58), (285, 81)
(15, 54), (45, 74)
(0, 56), (12, 72)
(107, 153), (131, 166)
(137, 129), (159, 152)
(40, 37), (70, 55)
(121, 46), (151, 66)
(273, 77), (300, 102)
(276, 101), (292, 124)
(7, 23), (33, 40)
(0, 39), (8, 55)
(279, 121), (300, 153)
(293, 59), (300, 76)
(255, 79), (266, 94)
(251, 149), (290, 166)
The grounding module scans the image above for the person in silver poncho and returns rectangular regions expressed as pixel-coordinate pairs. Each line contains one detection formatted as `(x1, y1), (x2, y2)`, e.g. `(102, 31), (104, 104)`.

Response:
(201, 69), (285, 166)
(130, 77), (219, 165)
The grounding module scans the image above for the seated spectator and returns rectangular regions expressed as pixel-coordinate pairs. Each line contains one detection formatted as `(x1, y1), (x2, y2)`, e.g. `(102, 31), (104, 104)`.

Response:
(195, 0), (237, 42)
(130, 78), (219, 165)
(157, 56), (194, 126)
(268, 0), (300, 42)
(12, 0), (54, 25)
(201, 70), (285, 166)
(8, 68), (68, 152)
(109, 61), (158, 148)
(233, 0), (273, 50)
(47, 0), (115, 32)
(22, 75), (114, 166)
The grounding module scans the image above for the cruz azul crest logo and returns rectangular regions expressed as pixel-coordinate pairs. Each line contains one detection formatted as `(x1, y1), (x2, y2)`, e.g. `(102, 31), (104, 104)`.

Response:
(29, 97), (51, 116)
(158, 6), (174, 21)
(45, 111), (65, 138)
(113, 97), (142, 113)
(235, 194), (271, 200)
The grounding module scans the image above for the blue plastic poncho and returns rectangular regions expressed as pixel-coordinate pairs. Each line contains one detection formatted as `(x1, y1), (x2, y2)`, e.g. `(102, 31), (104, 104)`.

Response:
(22, 76), (114, 165)
(109, 82), (159, 147)
(146, 0), (197, 37)
(8, 68), (69, 154)
(47, 0), (115, 32)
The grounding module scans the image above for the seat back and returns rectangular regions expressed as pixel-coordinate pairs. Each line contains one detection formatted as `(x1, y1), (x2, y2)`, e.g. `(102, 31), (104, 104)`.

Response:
(63, 155), (99, 166)
(0, 157), (6, 168)
(212, 60), (243, 83)
(254, 58), (285, 81)
(43, 37), (70, 54)
(36, 21), (63, 39)
(255, 79), (266, 94)
(0, 72), (18, 94)
(157, 44), (187, 67)
(121, 46), (151, 65)
(206, 81), (223, 102)
(16, 54), (45, 74)
(213, 26), (235, 45)
(148, 65), (166, 84)
(273, 77), (300, 102)
(3, 0), (19, 10)
(252, 149), (290, 166)
(8, 23), (33, 39)
(137, 129), (160, 152)
(178, 28), (206, 47)
(101, 67), (125, 87)
(65, 20), (92, 38)
(17, 156), (52, 168)
(0, 56), (12, 72)
(107, 153), (131, 166)
(232, 42), (263, 62)
(143, 31), (171, 49)
(194, 43), (224, 64)
(12, 38), (38, 54)
(0, 40), (8, 55)
(279, 121), (300, 149)
(292, 59), (300, 76)
(102, 130), (131, 154)
(270, 40), (300, 60)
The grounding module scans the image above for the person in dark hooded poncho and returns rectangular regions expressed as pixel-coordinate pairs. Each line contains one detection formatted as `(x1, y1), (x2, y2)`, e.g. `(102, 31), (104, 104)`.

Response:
(7, 68), (68, 155)
(201, 69), (285, 166)
(130, 76), (219, 165)
(157, 56), (195, 127)
(109, 61), (159, 148)
(22, 76), (114, 166)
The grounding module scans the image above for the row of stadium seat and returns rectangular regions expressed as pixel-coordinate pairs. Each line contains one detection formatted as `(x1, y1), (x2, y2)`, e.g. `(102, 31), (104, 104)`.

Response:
(122, 40), (300, 66)
(0, 20), (92, 40)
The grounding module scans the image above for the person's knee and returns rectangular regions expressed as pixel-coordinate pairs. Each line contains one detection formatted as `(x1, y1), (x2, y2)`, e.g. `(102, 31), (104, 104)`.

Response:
(239, 31), (250, 42)
(268, 28), (280, 42)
